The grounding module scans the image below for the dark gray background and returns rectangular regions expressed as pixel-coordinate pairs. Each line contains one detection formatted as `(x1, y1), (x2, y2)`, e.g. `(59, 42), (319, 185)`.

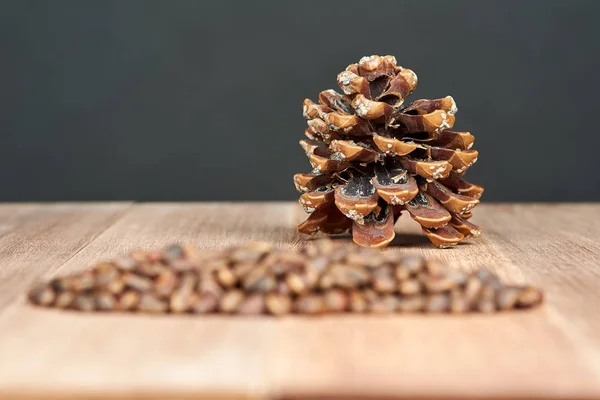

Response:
(1, 0), (599, 202)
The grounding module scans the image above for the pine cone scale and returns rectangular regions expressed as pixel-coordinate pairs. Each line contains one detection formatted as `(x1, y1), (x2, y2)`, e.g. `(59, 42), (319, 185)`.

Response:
(352, 203), (396, 248)
(428, 147), (479, 173)
(295, 55), (484, 248)
(423, 225), (465, 248)
(404, 193), (452, 229)
(308, 153), (349, 174)
(334, 177), (379, 223)
(427, 130), (475, 150)
(392, 110), (455, 134)
(426, 181), (479, 215)
(439, 175), (484, 200)
(449, 214), (482, 238)
(298, 201), (349, 235)
(373, 134), (419, 156)
(318, 90), (355, 114)
(293, 173), (334, 193)
(400, 158), (453, 181)
(299, 187), (334, 213)
(372, 164), (419, 206)
(330, 140), (379, 163)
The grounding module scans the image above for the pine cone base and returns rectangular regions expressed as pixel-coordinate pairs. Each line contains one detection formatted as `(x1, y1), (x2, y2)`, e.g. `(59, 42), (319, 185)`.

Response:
(294, 55), (484, 248)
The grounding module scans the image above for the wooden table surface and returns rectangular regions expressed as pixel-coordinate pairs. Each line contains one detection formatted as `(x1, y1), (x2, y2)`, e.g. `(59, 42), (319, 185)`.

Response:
(0, 202), (599, 400)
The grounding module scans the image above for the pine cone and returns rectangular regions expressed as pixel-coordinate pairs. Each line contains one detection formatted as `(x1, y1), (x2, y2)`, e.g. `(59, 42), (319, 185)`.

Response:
(294, 55), (484, 248)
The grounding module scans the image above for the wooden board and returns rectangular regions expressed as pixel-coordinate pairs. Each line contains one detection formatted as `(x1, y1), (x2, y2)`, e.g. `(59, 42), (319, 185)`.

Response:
(0, 203), (599, 400)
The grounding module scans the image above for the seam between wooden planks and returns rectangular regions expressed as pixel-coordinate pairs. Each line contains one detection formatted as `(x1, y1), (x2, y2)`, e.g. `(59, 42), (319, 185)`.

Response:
(288, 202), (306, 250)
(0, 202), (136, 316)
(49, 202), (137, 277)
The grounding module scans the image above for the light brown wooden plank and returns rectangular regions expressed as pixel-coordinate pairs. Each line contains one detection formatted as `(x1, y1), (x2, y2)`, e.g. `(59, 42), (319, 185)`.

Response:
(0, 203), (297, 399)
(474, 204), (600, 376)
(0, 203), (133, 310)
(0, 203), (599, 400)
(274, 204), (600, 400)
(0, 204), (43, 240)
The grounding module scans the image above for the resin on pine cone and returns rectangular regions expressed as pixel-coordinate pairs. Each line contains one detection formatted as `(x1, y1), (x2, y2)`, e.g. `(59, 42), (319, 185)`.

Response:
(294, 55), (484, 248)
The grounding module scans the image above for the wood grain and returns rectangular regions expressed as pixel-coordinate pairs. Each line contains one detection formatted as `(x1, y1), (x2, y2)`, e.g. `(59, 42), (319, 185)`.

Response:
(0, 203), (132, 310)
(0, 203), (599, 400)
